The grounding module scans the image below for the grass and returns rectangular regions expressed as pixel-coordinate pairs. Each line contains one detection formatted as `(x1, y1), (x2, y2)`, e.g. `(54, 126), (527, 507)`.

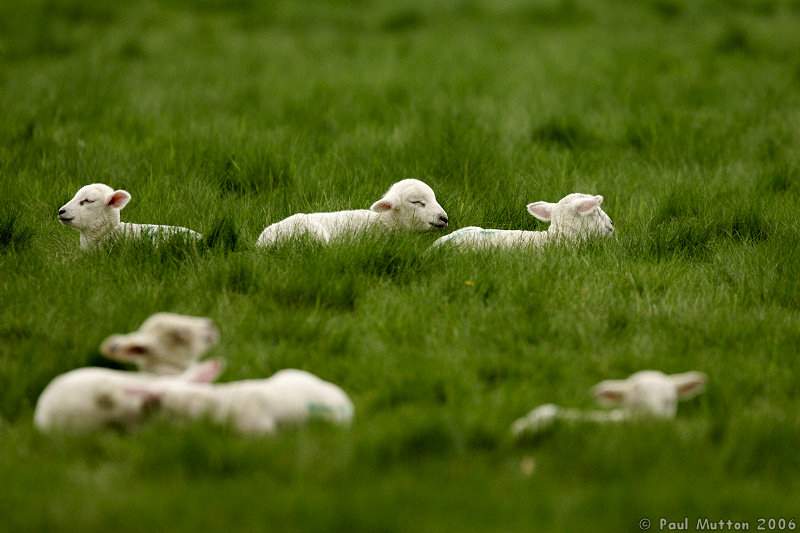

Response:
(1, 0), (800, 531)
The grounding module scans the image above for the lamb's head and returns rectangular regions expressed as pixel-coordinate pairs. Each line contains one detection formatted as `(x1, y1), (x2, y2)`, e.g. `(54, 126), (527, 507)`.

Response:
(58, 183), (131, 236)
(527, 193), (613, 241)
(100, 313), (219, 375)
(370, 179), (448, 232)
(591, 370), (707, 418)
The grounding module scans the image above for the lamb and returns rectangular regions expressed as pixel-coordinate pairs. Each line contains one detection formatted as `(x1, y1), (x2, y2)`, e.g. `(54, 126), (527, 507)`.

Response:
(511, 370), (707, 436)
(100, 313), (219, 375)
(33, 359), (224, 433)
(432, 193), (613, 249)
(58, 183), (201, 249)
(255, 178), (448, 246)
(127, 365), (355, 436)
(34, 359), (354, 435)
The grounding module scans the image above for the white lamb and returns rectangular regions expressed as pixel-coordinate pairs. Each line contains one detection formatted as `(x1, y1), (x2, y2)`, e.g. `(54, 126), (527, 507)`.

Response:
(255, 178), (448, 246)
(34, 359), (354, 435)
(33, 359), (224, 433)
(127, 364), (355, 436)
(100, 313), (219, 375)
(511, 370), (707, 436)
(432, 193), (613, 249)
(58, 183), (201, 249)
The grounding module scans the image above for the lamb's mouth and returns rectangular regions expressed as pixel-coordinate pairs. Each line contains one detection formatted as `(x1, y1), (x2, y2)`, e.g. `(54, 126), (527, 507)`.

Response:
(59, 216), (74, 224)
(430, 221), (447, 229)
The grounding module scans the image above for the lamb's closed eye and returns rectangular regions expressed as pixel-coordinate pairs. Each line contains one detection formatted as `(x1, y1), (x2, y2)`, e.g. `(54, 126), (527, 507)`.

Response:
(79, 198), (95, 206)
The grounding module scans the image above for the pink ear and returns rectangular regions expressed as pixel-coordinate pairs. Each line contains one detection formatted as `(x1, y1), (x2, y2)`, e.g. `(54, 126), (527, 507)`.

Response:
(370, 199), (394, 212)
(574, 195), (603, 215)
(527, 202), (554, 221)
(107, 190), (131, 209)
(183, 358), (225, 383)
(672, 372), (708, 400)
(591, 379), (629, 407)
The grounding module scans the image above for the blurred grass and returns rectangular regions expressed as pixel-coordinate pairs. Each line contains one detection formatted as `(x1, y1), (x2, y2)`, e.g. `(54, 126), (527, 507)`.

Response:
(1, 0), (800, 531)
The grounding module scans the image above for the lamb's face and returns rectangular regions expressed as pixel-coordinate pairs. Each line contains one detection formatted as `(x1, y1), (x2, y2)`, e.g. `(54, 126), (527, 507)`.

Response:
(371, 179), (449, 232)
(100, 313), (219, 375)
(591, 370), (708, 419)
(623, 372), (680, 418)
(528, 193), (614, 240)
(58, 183), (131, 234)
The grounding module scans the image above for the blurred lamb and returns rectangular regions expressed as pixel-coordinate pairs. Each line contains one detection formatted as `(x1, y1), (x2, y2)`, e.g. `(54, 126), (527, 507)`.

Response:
(130, 365), (355, 436)
(511, 370), (707, 436)
(58, 183), (201, 249)
(34, 359), (224, 433)
(100, 313), (219, 375)
(34, 359), (354, 435)
(255, 178), (448, 246)
(433, 193), (613, 249)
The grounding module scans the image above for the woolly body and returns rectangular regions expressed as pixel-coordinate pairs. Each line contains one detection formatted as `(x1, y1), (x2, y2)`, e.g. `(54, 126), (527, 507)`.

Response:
(153, 369), (354, 435)
(256, 179), (448, 246)
(34, 362), (353, 436)
(33, 366), (211, 433)
(511, 370), (707, 436)
(433, 193), (613, 249)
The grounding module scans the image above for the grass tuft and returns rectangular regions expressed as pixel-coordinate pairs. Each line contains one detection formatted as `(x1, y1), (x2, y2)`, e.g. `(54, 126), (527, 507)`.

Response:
(0, 208), (33, 253)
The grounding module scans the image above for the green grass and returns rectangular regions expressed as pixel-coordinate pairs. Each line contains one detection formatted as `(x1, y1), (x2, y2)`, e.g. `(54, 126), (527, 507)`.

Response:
(1, 0), (800, 531)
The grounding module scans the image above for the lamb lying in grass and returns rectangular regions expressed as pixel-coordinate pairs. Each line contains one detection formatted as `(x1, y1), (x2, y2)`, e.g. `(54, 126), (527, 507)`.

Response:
(100, 313), (219, 375)
(58, 183), (201, 249)
(33, 360), (225, 433)
(255, 178), (448, 246)
(34, 359), (354, 435)
(433, 193), (613, 249)
(511, 370), (707, 436)
(126, 362), (355, 436)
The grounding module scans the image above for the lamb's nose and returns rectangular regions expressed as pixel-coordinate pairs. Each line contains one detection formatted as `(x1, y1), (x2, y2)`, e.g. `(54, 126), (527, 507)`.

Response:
(58, 208), (66, 216)
(439, 214), (449, 226)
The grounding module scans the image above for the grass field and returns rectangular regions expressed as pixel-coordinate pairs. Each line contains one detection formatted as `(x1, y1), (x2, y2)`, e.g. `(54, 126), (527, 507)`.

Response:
(2, 0), (800, 531)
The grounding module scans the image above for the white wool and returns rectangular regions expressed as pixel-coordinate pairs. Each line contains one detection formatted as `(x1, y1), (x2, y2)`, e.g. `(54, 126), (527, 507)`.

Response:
(433, 193), (613, 249)
(58, 183), (201, 249)
(100, 313), (219, 375)
(255, 179), (448, 246)
(33, 360), (223, 433)
(152, 369), (355, 435)
(511, 370), (707, 436)
(34, 360), (353, 435)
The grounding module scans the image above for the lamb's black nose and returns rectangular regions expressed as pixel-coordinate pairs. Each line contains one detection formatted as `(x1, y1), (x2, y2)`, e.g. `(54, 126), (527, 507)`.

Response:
(58, 209), (66, 216)
(439, 214), (449, 225)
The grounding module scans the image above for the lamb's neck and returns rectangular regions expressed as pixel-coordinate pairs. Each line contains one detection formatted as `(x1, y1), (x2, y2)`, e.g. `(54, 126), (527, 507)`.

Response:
(372, 210), (395, 230)
(79, 223), (122, 249)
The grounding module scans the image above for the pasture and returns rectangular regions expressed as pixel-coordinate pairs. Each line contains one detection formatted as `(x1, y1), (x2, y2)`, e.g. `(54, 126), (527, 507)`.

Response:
(1, 0), (799, 531)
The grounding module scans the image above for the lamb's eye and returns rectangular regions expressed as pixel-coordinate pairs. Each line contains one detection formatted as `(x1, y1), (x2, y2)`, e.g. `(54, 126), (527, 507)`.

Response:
(411, 200), (426, 207)
(79, 199), (95, 206)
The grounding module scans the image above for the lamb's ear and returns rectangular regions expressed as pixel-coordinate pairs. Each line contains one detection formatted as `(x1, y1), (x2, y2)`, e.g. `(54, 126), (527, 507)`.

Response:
(591, 379), (631, 407)
(574, 195), (603, 216)
(107, 190), (131, 210)
(371, 192), (400, 212)
(100, 335), (152, 361)
(181, 358), (225, 383)
(370, 196), (399, 213)
(670, 371), (707, 400)
(527, 202), (555, 221)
